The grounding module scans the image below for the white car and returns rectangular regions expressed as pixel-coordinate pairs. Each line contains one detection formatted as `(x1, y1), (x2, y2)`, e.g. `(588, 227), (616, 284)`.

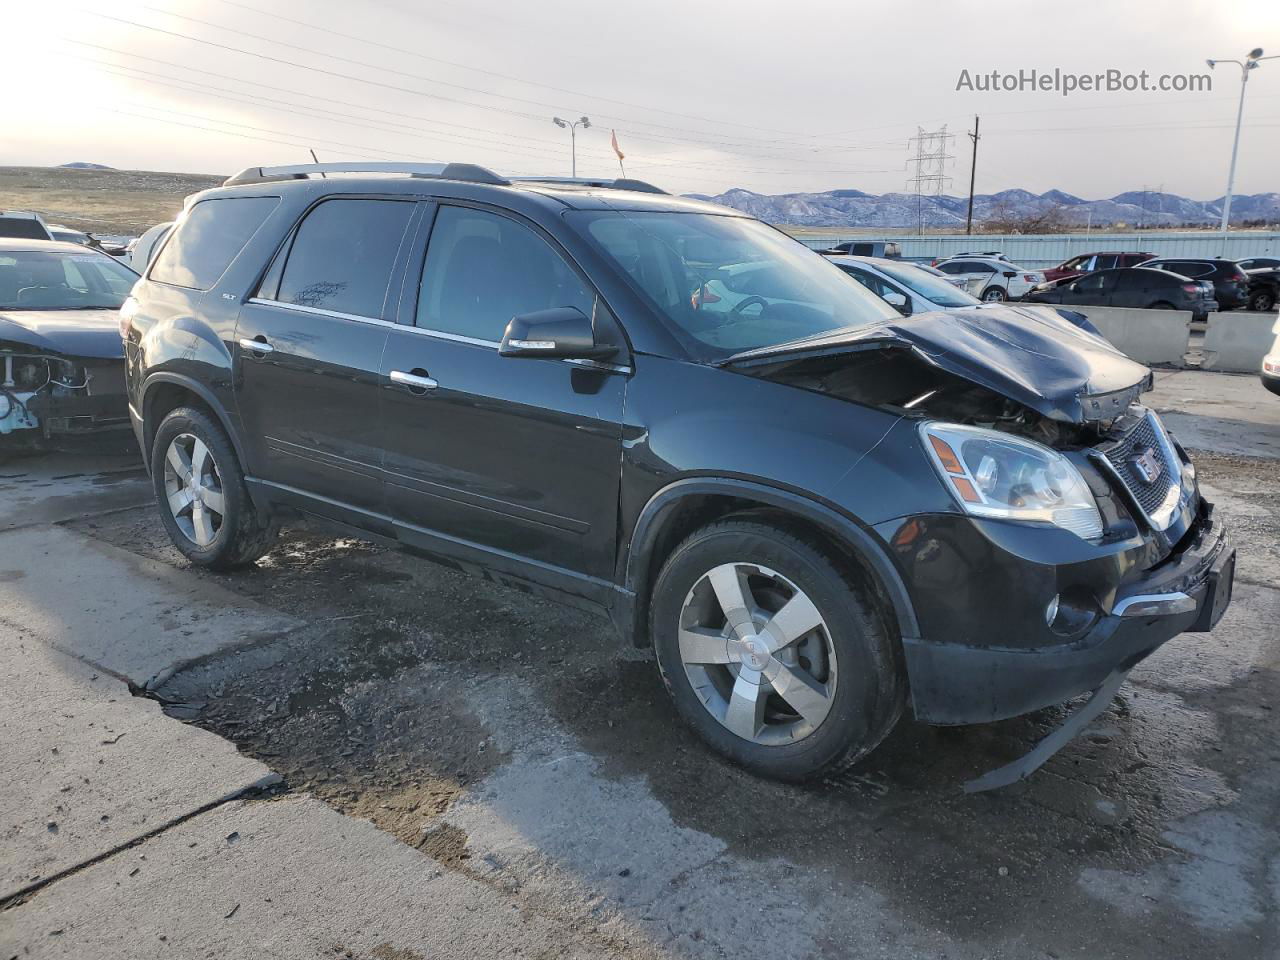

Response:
(829, 256), (983, 314)
(126, 221), (174, 273)
(1262, 315), (1280, 396)
(934, 255), (1045, 302)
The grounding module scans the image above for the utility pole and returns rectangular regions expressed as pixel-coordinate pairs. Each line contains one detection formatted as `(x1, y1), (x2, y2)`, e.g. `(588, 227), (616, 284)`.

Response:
(1206, 49), (1277, 249)
(965, 115), (980, 235)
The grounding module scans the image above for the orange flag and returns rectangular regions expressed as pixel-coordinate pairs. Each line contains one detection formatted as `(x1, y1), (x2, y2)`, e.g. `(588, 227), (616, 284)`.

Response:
(611, 129), (625, 161)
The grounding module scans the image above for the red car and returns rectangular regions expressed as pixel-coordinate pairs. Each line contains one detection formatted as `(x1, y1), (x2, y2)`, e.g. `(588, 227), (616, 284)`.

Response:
(1044, 251), (1154, 284)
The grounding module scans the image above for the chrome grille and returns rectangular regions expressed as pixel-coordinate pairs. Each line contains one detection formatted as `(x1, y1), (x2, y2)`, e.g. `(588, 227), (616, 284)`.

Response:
(1099, 412), (1179, 519)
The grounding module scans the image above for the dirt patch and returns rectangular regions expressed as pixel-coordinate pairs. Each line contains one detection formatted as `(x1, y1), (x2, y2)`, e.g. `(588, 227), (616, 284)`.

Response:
(0, 165), (223, 236)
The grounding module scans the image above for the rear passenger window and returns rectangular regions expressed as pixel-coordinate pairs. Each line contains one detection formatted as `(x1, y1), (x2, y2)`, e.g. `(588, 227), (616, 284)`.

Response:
(417, 206), (594, 341)
(150, 197), (278, 290)
(275, 199), (415, 318)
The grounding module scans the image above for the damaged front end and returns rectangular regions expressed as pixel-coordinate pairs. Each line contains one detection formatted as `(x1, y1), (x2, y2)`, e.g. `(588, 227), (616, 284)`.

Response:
(1, 345), (129, 441)
(726, 305), (1235, 789)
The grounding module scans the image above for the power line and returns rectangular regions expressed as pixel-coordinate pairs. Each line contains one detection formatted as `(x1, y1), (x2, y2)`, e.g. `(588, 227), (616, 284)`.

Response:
(73, 52), (900, 178)
(197, 0), (807, 138)
(78, 10), (903, 159)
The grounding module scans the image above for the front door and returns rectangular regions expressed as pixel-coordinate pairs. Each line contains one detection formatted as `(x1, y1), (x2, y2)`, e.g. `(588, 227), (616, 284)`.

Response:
(378, 203), (627, 598)
(234, 196), (421, 522)
(1068, 269), (1117, 307)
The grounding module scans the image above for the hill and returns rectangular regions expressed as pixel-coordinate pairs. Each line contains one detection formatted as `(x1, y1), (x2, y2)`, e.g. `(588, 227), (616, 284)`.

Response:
(694, 186), (1280, 230)
(0, 165), (224, 237)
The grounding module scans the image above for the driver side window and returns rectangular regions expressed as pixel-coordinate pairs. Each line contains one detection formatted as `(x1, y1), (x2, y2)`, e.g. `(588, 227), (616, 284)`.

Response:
(418, 206), (595, 342)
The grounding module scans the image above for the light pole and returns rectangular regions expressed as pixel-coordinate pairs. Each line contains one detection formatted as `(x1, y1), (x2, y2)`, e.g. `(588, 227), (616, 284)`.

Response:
(552, 115), (591, 177)
(1206, 49), (1277, 247)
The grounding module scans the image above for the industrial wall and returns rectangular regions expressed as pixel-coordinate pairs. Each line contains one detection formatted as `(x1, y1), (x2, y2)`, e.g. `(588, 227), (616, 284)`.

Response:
(793, 231), (1280, 268)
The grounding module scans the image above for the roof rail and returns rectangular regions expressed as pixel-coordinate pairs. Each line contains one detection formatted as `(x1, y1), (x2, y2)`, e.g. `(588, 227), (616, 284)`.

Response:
(222, 162), (509, 187)
(513, 176), (668, 195)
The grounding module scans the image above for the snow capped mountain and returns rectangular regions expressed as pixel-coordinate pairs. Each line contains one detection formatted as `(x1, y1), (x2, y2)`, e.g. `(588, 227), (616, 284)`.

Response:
(687, 186), (1278, 228)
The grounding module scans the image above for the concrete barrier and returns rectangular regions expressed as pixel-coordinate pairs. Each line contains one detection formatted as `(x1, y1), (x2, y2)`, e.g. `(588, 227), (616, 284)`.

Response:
(1068, 305), (1192, 366)
(1202, 311), (1280, 373)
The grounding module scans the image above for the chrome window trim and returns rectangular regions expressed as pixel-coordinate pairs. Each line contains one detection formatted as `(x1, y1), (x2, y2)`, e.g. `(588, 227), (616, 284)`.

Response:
(246, 297), (397, 327)
(244, 298), (631, 373)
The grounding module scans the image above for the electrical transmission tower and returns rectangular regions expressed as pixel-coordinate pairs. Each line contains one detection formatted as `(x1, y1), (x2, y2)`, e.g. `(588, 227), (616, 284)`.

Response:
(906, 125), (955, 235)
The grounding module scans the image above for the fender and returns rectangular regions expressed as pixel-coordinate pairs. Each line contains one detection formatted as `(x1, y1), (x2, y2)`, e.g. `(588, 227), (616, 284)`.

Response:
(620, 476), (921, 644)
(139, 371), (250, 479)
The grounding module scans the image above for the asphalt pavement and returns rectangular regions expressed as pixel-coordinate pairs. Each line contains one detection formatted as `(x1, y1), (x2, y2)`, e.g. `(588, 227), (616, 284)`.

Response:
(1, 370), (1277, 960)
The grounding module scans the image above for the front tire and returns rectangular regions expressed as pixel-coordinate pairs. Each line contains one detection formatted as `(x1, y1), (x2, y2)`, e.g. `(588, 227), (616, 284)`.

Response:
(651, 519), (903, 782)
(150, 406), (277, 569)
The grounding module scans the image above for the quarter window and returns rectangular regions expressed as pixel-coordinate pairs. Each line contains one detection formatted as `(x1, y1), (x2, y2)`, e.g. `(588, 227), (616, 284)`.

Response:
(417, 206), (594, 341)
(275, 199), (415, 318)
(150, 197), (278, 291)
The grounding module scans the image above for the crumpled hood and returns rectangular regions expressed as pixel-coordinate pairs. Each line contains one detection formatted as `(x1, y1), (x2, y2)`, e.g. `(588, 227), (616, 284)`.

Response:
(724, 303), (1152, 423)
(0, 309), (124, 360)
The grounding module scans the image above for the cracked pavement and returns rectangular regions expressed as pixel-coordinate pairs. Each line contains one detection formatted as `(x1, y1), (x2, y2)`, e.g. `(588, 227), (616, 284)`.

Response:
(2, 369), (1278, 959)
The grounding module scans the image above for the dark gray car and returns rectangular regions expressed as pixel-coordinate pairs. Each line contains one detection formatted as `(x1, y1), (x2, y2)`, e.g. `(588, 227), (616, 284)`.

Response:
(1026, 267), (1218, 320)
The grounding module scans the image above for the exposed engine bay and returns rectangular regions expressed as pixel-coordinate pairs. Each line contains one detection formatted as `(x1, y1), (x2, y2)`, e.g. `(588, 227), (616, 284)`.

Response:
(737, 345), (1129, 448)
(1, 347), (126, 440)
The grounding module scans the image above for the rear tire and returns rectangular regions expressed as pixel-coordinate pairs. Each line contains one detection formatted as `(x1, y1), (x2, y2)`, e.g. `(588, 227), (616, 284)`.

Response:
(1248, 290), (1276, 312)
(981, 286), (1007, 302)
(150, 406), (277, 569)
(651, 519), (904, 782)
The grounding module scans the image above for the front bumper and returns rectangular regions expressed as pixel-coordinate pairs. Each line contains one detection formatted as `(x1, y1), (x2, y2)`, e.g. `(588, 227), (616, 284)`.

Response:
(1263, 358), (1280, 396)
(899, 507), (1233, 725)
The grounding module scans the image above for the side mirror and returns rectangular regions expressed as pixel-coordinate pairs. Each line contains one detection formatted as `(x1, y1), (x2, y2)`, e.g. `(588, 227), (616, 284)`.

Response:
(883, 290), (911, 315)
(500, 306), (618, 360)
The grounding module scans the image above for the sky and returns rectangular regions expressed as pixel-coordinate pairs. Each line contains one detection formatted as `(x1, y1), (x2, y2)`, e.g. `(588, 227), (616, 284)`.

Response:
(4, 0), (1279, 200)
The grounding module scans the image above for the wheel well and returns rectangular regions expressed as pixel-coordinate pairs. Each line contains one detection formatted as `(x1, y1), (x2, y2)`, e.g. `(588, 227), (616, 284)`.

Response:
(141, 383), (216, 468)
(629, 494), (901, 648)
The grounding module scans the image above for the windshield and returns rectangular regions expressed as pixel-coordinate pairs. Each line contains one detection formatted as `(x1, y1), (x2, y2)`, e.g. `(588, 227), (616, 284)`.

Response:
(575, 211), (899, 359)
(876, 261), (981, 308)
(0, 250), (137, 310)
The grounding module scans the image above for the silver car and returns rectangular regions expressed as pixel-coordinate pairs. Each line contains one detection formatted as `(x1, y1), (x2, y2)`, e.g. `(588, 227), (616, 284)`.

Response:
(828, 256), (985, 314)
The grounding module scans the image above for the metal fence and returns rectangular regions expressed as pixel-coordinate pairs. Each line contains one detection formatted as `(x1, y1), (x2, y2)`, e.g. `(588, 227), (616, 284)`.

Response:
(791, 231), (1280, 268)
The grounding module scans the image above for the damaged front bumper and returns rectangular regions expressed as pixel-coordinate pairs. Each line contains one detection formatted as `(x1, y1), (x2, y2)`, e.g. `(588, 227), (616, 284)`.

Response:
(899, 503), (1233, 726)
(1, 353), (129, 439)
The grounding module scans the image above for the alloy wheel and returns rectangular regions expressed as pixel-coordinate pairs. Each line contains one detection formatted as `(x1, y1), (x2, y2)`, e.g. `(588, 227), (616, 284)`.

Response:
(677, 562), (837, 745)
(983, 288), (1006, 301)
(162, 432), (225, 547)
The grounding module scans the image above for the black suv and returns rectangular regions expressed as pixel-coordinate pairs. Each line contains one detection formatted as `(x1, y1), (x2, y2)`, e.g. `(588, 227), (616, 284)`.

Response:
(1138, 258), (1251, 310)
(123, 163), (1234, 786)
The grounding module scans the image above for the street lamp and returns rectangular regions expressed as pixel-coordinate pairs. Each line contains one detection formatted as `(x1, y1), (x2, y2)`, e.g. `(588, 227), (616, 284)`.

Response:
(1206, 48), (1277, 247)
(552, 115), (591, 177)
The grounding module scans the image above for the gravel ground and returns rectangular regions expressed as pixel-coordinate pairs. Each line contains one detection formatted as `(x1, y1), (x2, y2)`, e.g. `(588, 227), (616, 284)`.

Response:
(62, 438), (1280, 959)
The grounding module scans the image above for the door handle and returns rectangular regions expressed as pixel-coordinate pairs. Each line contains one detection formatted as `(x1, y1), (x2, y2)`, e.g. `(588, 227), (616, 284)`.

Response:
(389, 369), (439, 392)
(238, 337), (274, 354)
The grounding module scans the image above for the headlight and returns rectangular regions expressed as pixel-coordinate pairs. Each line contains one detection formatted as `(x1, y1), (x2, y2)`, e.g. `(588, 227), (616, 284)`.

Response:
(921, 422), (1103, 541)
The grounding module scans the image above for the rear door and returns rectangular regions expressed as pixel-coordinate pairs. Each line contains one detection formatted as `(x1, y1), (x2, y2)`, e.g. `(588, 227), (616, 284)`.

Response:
(1111, 269), (1147, 307)
(378, 203), (628, 593)
(234, 197), (421, 522)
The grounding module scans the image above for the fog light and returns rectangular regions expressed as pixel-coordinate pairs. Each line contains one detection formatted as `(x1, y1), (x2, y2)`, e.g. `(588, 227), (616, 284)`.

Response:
(1045, 594), (1061, 627)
